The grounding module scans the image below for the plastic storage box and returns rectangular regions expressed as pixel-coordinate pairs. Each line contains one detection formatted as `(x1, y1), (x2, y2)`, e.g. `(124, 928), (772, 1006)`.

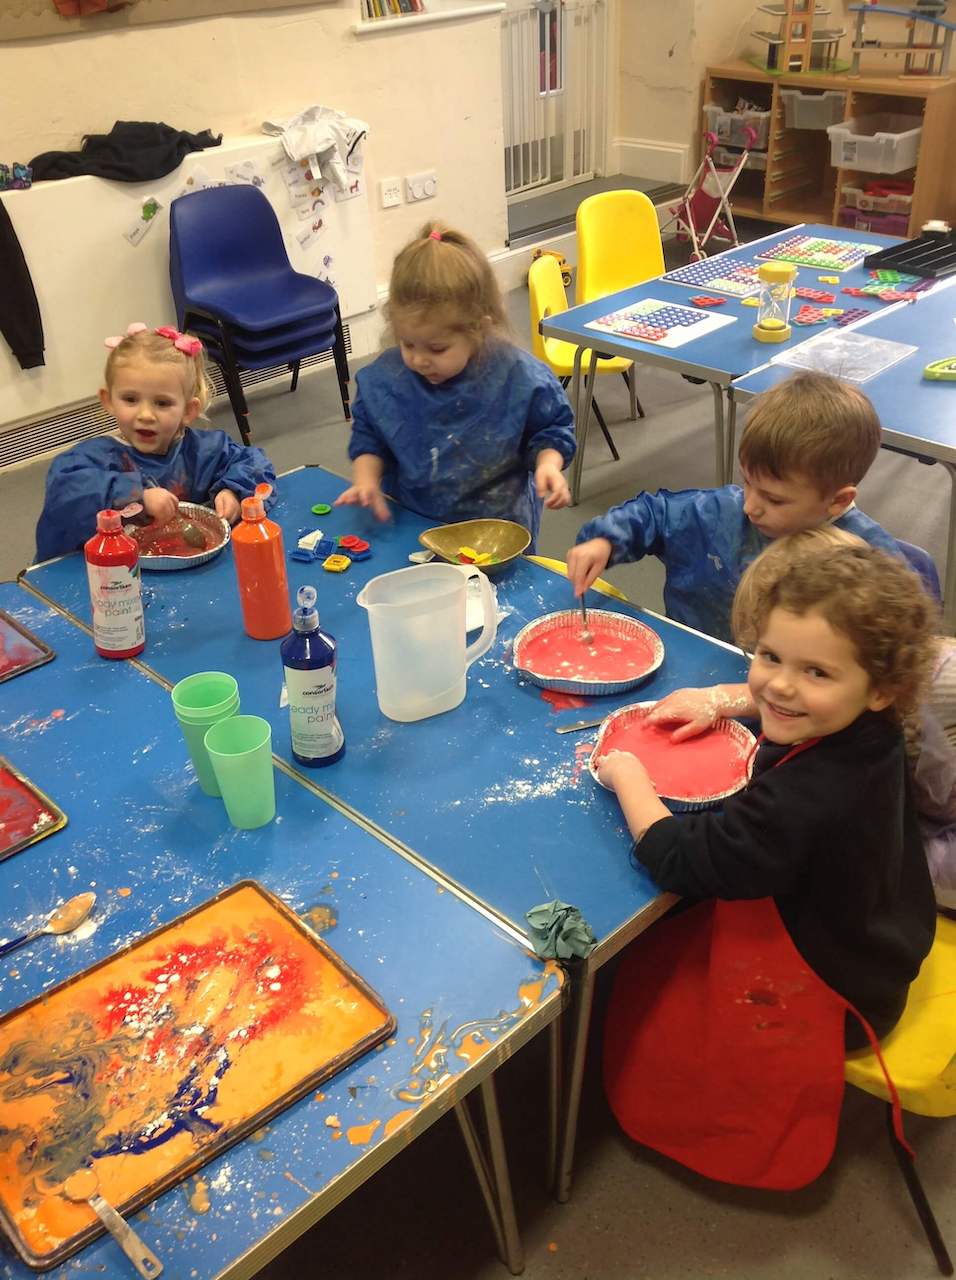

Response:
(713, 145), (768, 172)
(841, 183), (913, 216)
(839, 207), (910, 237)
(826, 113), (922, 174)
(703, 103), (772, 150)
(779, 89), (846, 130)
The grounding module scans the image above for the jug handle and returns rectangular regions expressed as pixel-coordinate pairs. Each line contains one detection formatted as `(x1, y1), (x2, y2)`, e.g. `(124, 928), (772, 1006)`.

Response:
(462, 567), (498, 669)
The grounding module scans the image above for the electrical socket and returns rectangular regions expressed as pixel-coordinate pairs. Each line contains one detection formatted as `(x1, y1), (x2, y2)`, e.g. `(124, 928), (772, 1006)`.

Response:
(379, 178), (403, 209)
(405, 170), (438, 202)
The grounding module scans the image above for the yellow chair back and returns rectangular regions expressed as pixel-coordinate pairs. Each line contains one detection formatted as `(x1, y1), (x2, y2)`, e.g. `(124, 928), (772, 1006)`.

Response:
(575, 189), (665, 305)
(528, 254), (570, 366)
(845, 914), (956, 1118)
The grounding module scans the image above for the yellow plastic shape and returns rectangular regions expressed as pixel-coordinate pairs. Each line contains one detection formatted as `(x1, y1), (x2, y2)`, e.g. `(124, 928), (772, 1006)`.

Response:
(818, 275), (839, 284)
(821, 308), (845, 316)
(322, 554), (351, 573)
(742, 296), (762, 307)
(419, 518), (530, 574)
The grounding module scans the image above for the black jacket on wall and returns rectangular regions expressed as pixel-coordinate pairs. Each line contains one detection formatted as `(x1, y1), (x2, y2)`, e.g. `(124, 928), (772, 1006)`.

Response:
(0, 199), (44, 370)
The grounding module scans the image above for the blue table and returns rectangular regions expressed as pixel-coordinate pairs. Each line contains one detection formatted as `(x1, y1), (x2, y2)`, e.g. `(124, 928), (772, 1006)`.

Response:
(730, 277), (956, 628)
(23, 465), (750, 1203)
(539, 222), (899, 501)
(0, 583), (564, 1279)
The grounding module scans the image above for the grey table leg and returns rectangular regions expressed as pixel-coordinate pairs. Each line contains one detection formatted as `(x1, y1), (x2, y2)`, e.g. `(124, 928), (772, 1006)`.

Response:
(454, 1077), (525, 1275)
(725, 390), (738, 485)
(546, 1014), (562, 1190)
(569, 348), (599, 506)
(710, 381), (727, 485)
(553, 960), (597, 1203)
(942, 460), (956, 634)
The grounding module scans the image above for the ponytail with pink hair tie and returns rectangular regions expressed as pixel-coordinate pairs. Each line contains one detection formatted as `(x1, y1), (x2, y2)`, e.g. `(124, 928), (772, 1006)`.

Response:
(103, 323), (203, 358)
(428, 229), (442, 241)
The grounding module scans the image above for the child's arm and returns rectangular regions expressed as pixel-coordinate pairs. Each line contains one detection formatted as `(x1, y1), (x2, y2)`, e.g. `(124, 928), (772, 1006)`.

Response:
(596, 751), (670, 839)
(188, 431), (276, 525)
(534, 447), (571, 510)
(335, 454), (390, 522)
(35, 445), (147, 562)
(565, 491), (685, 597)
(646, 685), (756, 742)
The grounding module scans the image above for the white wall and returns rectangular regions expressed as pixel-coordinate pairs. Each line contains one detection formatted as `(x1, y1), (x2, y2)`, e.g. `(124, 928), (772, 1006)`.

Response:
(0, 2), (508, 288)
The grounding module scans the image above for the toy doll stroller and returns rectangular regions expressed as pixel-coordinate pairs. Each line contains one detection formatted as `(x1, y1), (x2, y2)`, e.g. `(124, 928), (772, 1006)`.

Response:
(661, 126), (758, 260)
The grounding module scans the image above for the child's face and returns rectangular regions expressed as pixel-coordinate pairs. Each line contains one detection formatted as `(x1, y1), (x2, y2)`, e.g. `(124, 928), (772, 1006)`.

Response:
(741, 468), (854, 539)
(748, 606), (891, 745)
(99, 358), (200, 456)
(395, 316), (475, 386)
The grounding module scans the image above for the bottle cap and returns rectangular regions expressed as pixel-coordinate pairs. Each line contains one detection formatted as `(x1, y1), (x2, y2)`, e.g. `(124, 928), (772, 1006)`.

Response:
(96, 509), (122, 533)
(758, 261), (797, 284)
(241, 482), (274, 523)
(293, 585), (319, 633)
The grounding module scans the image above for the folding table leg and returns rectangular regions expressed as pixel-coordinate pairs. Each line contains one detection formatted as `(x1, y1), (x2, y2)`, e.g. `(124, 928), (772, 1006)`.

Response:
(569, 349), (599, 506)
(454, 1076), (525, 1275)
(709, 381), (727, 485)
(554, 959), (597, 1202)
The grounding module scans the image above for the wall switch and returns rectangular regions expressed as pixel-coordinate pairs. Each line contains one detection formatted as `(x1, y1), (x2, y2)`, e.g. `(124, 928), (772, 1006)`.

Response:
(379, 177), (403, 209)
(405, 170), (438, 202)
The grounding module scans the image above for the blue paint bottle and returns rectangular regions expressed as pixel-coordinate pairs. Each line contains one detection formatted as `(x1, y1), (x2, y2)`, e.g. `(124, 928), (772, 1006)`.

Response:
(280, 586), (345, 767)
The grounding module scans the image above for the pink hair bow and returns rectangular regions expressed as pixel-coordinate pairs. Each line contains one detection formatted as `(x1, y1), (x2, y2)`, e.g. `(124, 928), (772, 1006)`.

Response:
(104, 321), (148, 350)
(155, 326), (204, 358)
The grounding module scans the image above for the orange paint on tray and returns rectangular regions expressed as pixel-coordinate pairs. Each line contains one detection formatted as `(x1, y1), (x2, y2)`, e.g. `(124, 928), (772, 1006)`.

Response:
(0, 882), (393, 1268)
(346, 1120), (381, 1146)
(383, 1109), (415, 1139)
(456, 1031), (494, 1064)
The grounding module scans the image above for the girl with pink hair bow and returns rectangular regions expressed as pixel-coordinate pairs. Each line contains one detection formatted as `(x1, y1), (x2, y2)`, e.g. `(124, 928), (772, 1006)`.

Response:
(35, 323), (275, 562)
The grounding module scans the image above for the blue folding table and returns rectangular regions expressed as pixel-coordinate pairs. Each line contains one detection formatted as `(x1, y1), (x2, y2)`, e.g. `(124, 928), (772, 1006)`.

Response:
(22, 465), (750, 1203)
(539, 222), (899, 502)
(0, 582), (564, 1279)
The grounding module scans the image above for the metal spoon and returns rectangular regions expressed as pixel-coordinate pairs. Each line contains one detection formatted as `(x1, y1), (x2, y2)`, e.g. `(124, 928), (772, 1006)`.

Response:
(579, 595), (593, 644)
(64, 1168), (163, 1278)
(142, 477), (204, 546)
(0, 891), (96, 959)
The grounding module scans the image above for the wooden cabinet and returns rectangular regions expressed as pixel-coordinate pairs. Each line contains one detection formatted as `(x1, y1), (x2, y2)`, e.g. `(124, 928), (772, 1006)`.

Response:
(703, 61), (956, 234)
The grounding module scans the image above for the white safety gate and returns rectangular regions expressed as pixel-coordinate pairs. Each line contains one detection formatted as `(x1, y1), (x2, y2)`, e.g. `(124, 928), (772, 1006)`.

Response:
(501, 0), (607, 199)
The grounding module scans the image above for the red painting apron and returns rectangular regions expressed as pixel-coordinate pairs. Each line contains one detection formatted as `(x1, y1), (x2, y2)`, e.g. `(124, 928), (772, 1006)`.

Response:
(603, 738), (908, 1191)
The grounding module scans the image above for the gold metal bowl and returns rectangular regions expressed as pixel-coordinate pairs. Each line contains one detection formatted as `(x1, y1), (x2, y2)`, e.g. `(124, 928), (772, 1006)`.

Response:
(418, 518), (531, 573)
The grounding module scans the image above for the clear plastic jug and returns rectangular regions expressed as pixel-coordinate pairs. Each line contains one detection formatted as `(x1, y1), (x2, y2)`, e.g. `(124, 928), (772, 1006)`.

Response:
(356, 563), (498, 722)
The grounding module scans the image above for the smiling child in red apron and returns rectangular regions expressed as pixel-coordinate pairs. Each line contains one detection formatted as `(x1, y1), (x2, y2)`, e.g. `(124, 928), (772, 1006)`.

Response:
(598, 544), (938, 1190)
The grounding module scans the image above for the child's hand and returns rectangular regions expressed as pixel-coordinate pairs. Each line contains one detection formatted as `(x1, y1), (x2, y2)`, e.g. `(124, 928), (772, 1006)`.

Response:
(214, 490), (242, 525)
(566, 538), (613, 596)
(142, 486), (180, 524)
(535, 461), (571, 510)
(596, 748), (650, 793)
(647, 684), (754, 741)
(334, 483), (390, 522)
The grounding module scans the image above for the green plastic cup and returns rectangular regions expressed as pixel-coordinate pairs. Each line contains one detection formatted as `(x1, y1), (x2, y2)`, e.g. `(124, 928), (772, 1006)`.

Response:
(171, 672), (241, 795)
(203, 715), (276, 829)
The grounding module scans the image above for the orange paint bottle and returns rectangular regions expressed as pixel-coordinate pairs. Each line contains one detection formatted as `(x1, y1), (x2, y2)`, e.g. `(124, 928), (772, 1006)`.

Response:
(231, 484), (292, 640)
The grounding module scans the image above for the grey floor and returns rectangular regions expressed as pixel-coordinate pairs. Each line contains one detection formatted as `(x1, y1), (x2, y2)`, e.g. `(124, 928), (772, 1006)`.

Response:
(2, 281), (953, 1280)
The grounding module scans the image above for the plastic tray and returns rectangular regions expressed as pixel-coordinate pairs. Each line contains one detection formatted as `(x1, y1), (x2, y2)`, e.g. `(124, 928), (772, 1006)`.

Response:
(779, 89), (846, 131)
(826, 113), (922, 174)
(703, 103), (772, 150)
(512, 609), (664, 696)
(588, 702), (756, 811)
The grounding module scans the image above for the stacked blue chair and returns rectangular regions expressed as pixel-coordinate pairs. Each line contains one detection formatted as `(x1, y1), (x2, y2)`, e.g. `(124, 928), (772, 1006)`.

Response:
(169, 185), (350, 445)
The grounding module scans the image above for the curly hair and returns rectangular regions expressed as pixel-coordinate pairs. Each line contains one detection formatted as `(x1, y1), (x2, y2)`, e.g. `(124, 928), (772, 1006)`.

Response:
(738, 542), (938, 717)
(738, 370), (881, 493)
(732, 526), (865, 651)
(104, 329), (212, 414)
(386, 220), (509, 350)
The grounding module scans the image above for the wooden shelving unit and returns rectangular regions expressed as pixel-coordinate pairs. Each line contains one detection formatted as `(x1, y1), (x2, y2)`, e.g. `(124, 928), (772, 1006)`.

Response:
(703, 60), (956, 234)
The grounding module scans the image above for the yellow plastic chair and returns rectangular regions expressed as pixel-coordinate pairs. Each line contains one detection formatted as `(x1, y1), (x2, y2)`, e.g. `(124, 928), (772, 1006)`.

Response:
(529, 254), (639, 463)
(525, 554), (629, 603)
(575, 189), (666, 305)
(844, 914), (956, 1274)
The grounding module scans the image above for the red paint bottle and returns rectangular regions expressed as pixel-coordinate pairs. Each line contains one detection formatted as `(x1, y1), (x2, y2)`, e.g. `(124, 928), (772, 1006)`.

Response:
(84, 509), (145, 659)
(231, 484), (292, 640)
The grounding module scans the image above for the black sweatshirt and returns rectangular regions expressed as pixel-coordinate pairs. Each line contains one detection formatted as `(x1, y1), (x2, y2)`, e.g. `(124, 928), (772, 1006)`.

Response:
(0, 199), (44, 369)
(636, 711), (936, 1039)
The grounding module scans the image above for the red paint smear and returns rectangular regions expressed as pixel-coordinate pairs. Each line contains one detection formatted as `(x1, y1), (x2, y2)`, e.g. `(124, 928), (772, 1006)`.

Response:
(0, 619), (43, 678)
(521, 622), (656, 683)
(540, 689), (589, 712)
(133, 520), (215, 558)
(0, 766), (54, 849)
(96, 932), (307, 1060)
(595, 717), (748, 800)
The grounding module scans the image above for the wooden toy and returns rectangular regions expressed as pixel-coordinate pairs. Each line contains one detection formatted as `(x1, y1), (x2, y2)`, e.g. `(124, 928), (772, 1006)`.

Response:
(848, 2), (955, 79)
(750, 0), (846, 74)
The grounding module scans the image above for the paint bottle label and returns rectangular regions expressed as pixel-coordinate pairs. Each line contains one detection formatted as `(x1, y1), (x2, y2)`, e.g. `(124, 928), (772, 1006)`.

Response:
(85, 562), (145, 656)
(285, 664), (344, 761)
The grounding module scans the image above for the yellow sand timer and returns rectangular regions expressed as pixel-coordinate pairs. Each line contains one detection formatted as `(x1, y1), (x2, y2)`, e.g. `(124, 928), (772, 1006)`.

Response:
(752, 261), (798, 343)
